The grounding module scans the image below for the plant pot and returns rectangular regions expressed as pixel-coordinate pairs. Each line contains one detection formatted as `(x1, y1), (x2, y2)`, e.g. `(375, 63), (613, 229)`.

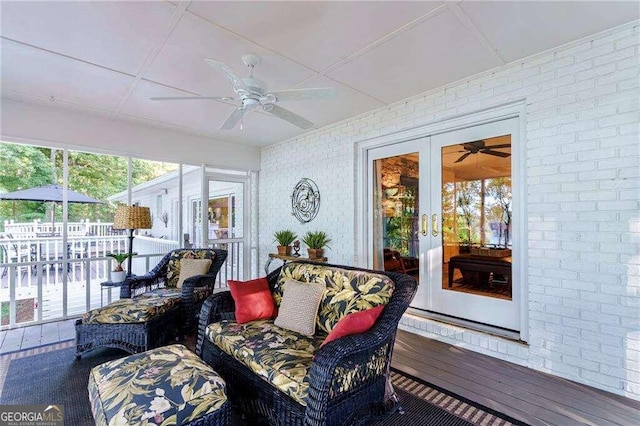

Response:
(111, 270), (127, 283)
(277, 245), (292, 256)
(307, 248), (324, 259)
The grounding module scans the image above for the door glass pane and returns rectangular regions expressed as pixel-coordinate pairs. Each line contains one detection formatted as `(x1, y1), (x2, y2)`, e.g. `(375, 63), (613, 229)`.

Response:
(208, 181), (244, 240)
(441, 136), (512, 300)
(207, 179), (244, 284)
(372, 153), (419, 279)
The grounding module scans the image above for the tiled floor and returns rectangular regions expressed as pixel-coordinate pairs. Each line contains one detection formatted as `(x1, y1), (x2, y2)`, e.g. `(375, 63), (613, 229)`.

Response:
(0, 318), (77, 353)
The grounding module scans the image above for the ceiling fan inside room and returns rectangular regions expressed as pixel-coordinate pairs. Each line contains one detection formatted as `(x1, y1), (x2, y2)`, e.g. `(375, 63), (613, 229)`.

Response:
(150, 54), (336, 130)
(454, 140), (511, 163)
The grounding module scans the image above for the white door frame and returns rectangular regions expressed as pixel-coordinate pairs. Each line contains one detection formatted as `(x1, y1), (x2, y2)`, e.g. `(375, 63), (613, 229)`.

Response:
(356, 100), (528, 340)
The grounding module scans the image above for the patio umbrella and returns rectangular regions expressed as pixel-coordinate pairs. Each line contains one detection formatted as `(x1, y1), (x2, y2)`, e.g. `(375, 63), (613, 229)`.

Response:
(0, 184), (102, 234)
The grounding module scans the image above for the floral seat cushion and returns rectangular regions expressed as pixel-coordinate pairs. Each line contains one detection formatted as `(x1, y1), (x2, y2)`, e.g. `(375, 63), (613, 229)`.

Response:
(82, 294), (180, 324)
(142, 287), (211, 305)
(89, 344), (228, 425)
(205, 319), (324, 405)
(273, 263), (395, 335)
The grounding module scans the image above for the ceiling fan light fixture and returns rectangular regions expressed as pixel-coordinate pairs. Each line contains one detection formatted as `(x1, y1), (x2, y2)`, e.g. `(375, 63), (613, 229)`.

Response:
(153, 53), (336, 130)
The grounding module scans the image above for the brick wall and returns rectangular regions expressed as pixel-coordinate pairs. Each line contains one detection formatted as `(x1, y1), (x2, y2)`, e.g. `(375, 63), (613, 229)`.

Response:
(259, 22), (639, 399)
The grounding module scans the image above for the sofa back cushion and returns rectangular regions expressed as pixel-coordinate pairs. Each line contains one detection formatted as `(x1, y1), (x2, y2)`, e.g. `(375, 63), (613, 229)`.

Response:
(166, 250), (216, 287)
(273, 263), (395, 336)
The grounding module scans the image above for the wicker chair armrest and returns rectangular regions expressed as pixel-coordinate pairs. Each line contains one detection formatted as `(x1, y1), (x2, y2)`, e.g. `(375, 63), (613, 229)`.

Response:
(119, 274), (160, 298)
(304, 326), (393, 424)
(305, 271), (417, 424)
(181, 273), (218, 293)
(195, 290), (236, 356)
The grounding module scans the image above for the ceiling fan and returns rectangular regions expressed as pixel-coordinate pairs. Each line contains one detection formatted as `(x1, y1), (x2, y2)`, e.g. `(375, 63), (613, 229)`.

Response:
(150, 54), (336, 130)
(455, 140), (511, 163)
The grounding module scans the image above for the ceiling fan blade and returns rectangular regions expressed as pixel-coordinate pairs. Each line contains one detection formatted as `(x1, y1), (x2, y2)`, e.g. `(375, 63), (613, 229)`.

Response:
(220, 107), (246, 130)
(455, 152), (472, 163)
(268, 87), (337, 102)
(204, 59), (250, 93)
(482, 150), (511, 158)
(266, 104), (314, 129)
(150, 96), (233, 101)
(483, 143), (511, 149)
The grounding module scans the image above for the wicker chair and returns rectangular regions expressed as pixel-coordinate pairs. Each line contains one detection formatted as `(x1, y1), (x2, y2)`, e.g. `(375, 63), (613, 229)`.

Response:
(121, 248), (227, 333)
(196, 261), (417, 426)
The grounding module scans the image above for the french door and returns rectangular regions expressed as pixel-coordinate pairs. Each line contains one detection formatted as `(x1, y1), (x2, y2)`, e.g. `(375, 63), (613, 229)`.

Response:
(368, 118), (520, 331)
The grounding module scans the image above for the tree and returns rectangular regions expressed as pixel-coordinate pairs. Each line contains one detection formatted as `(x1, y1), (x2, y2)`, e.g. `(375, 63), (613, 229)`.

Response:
(485, 177), (512, 248)
(456, 181), (481, 246)
(1, 142), (178, 226)
(0, 144), (54, 225)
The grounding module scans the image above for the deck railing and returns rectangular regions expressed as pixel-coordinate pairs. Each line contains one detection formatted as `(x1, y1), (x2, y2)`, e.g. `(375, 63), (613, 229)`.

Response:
(0, 236), (243, 329)
(3, 220), (117, 238)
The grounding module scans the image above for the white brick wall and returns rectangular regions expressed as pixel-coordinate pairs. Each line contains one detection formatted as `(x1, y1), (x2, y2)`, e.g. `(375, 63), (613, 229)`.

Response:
(259, 22), (640, 399)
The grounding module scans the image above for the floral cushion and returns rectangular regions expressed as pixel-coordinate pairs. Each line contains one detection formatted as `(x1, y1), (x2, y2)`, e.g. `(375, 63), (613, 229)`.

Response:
(166, 250), (215, 288)
(273, 263), (395, 335)
(140, 287), (211, 305)
(88, 344), (227, 425)
(82, 295), (180, 324)
(193, 287), (211, 304)
(205, 320), (324, 405)
(140, 288), (182, 298)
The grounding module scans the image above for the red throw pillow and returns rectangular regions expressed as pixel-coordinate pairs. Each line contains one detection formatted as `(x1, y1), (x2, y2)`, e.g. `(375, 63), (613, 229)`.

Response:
(228, 277), (277, 324)
(321, 305), (385, 347)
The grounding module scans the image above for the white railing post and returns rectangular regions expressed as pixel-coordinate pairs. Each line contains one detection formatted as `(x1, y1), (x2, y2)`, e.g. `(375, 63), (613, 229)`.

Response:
(37, 269), (43, 322)
(85, 258), (91, 311)
(9, 266), (16, 327)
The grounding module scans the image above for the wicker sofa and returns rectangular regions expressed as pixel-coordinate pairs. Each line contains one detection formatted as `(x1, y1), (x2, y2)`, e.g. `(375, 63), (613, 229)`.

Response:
(121, 248), (228, 333)
(196, 261), (417, 426)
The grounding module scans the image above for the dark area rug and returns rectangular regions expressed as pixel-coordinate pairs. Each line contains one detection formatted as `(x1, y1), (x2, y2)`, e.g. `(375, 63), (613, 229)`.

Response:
(0, 342), (518, 425)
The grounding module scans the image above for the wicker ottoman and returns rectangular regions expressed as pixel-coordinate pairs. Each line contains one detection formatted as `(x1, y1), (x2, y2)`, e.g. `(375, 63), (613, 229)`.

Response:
(75, 294), (181, 358)
(88, 344), (229, 425)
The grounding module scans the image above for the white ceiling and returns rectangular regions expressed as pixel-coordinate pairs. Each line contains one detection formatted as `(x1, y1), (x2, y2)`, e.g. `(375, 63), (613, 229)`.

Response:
(1, 1), (637, 148)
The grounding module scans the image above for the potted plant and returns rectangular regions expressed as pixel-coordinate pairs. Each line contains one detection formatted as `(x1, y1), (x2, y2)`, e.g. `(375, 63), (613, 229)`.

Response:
(273, 230), (297, 256)
(302, 231), (331, 259)
(106, 252), (136, 282)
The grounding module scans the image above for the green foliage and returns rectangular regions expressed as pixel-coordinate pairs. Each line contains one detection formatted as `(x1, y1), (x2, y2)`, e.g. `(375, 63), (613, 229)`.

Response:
(106, 252), (137, 271)
(0, 144), (53, 227)
(0, 142), (178, 227)
(383, 186), (417, 256)
(301, 231), (331, 249)
(273, 229), (297, 246)
(456, 181), (481, 246)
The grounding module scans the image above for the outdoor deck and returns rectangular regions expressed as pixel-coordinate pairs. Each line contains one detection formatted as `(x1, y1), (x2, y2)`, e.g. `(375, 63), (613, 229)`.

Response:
(392, 329), (640, 426)
(1, 321), (638, 425)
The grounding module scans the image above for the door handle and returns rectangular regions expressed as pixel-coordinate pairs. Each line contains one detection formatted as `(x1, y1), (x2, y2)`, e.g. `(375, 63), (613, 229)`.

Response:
(432, 214), (439, 237)
(421, 214), (428, 236)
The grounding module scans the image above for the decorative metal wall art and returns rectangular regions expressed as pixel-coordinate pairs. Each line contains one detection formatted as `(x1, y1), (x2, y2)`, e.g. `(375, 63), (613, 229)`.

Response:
(291, 178), (320, 223)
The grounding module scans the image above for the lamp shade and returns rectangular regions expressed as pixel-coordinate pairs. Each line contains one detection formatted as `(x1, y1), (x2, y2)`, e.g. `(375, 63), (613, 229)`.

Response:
(113, 205), (152, 230)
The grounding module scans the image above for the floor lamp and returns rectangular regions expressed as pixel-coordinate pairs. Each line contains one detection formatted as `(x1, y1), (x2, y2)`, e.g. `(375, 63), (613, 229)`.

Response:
(113, 205), (152, 276)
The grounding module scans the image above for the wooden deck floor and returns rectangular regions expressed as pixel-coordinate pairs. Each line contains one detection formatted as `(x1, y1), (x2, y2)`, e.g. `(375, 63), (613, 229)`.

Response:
(0, 318), (76, 353)
(2, 321), (639, 425)
(393, 329), (640, 426)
